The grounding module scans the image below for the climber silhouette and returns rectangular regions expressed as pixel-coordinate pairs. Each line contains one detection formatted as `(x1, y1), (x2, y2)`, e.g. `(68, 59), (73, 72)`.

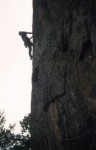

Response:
(19, 31), (33, 60)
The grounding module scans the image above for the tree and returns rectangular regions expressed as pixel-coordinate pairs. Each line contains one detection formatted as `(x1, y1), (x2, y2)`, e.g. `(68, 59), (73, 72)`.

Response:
(0, 111), (31, 150)
(0, 111), (16, 149)
(31, 0), (96, 149)
(19, 113), (31, 149)
(20, 113), (31, 135)
(11, 113), (31, 150)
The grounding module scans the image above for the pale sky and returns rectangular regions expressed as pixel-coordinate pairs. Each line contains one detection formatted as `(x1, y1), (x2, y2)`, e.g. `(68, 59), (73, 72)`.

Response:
(0, 0), (32, 132)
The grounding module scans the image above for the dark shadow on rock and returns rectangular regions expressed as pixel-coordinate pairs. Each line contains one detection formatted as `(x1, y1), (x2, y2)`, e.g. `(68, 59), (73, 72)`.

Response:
(79, 38), (94, 61)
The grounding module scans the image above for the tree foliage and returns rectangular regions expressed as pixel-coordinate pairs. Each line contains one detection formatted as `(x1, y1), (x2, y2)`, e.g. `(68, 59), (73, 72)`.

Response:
(0, 111), (31, 150)
(20, 113), (31, 135)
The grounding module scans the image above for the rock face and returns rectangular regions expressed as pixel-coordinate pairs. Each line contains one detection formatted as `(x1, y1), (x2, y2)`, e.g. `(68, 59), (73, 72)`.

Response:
(31, 0), (96, 149)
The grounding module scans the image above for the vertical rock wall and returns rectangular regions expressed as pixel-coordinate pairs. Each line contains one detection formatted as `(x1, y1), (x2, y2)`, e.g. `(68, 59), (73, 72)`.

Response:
(31, 0), (96, 149)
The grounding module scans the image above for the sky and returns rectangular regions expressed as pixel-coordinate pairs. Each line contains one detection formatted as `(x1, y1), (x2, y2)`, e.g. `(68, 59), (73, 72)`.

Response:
(0, 0), (32, 132)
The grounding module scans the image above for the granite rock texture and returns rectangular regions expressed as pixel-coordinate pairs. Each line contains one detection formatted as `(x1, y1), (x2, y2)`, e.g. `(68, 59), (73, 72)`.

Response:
(31, 0), (96, 149)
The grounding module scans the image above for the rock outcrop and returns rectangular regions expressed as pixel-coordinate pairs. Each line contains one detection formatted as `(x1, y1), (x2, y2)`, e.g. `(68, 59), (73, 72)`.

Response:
(31, 0), (96, 149)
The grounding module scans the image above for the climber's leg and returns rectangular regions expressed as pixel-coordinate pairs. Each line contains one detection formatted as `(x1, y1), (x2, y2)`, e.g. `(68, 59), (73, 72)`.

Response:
(29, 46), (33, 60)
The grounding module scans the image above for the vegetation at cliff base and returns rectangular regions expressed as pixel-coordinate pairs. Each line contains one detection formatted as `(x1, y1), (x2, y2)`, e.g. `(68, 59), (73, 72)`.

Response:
(0, 111), (31, 150)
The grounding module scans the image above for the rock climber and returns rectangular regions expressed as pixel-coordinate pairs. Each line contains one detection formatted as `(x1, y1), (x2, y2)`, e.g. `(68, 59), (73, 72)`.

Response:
(19, 31), (33, 60)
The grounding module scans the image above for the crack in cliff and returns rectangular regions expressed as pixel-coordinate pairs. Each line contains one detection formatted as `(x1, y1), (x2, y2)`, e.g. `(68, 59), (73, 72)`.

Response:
(43, 53), (68, 112)
(61, 126), (95, 145)
(43, 92), (66, 112)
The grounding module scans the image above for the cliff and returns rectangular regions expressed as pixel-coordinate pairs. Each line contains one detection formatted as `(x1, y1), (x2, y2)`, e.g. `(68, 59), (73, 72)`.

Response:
(31, 0), (96, 149)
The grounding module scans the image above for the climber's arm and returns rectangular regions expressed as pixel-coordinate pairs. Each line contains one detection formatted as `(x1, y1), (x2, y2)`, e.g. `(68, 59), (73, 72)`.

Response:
(27, 32), (32, 34)
(29, 36), (33, 39)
